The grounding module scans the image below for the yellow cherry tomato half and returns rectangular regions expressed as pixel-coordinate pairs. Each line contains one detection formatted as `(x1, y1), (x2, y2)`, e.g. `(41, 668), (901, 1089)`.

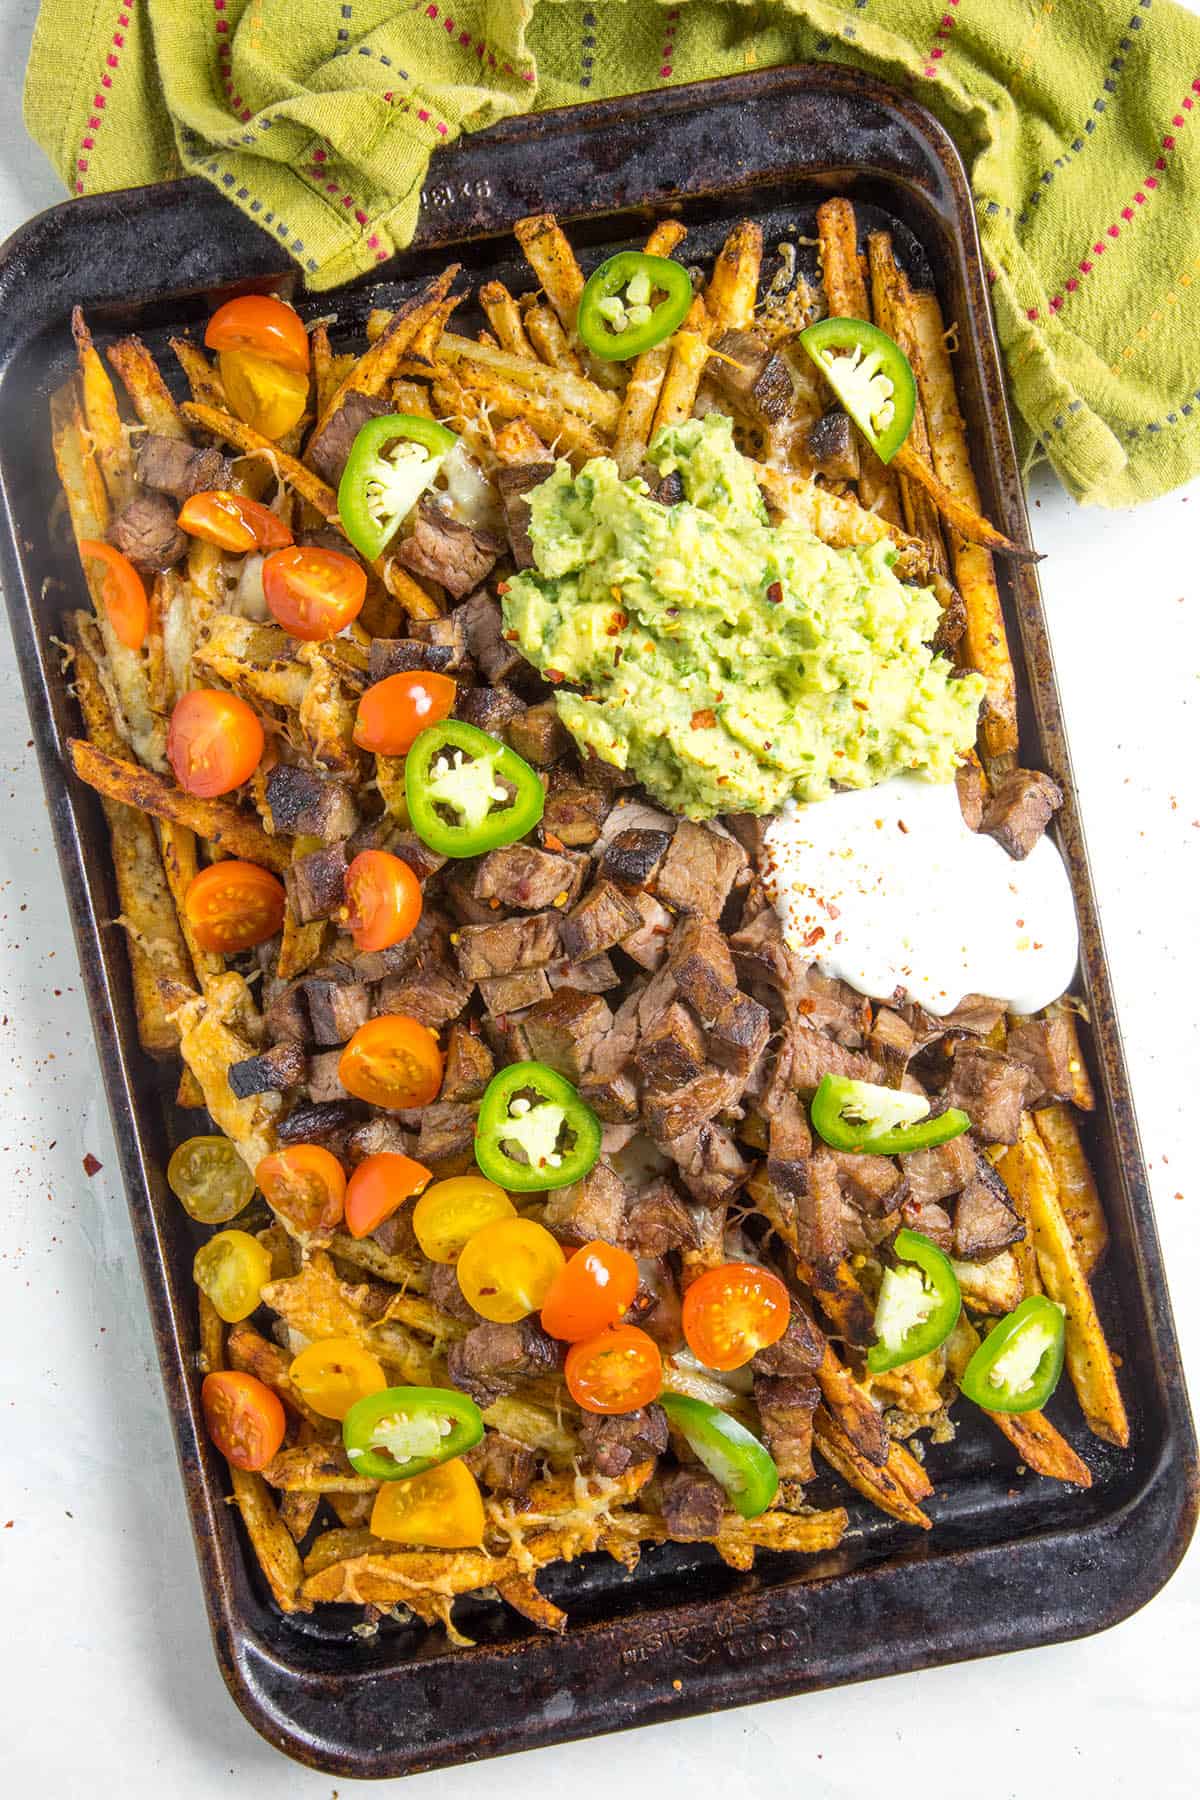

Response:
(369, 1457), (485, 1548)
(193, 1229), (273, 1324)
(218, 347), (309, 441)
(411, 1175), (516, 1265)
(455, 1217), (566, 1323)
(289, 1336), (388, 1421)
(167, 1134), (255, 1224)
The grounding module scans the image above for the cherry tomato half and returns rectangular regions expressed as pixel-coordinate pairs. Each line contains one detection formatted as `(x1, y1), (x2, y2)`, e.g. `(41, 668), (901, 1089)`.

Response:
(344, 1152), (433, 1240)
(201, 1370), (286, 1471)
(184, 860), (286, 954)
(338, 1014), (443, 1110)
(541, 1239), (640, 1343)
(353, 671), (457, 756)
(219, 350), (309, 441)
(455, 1217), (566, 1323)
(193, 1229), (273, 1324)
(177, 490), (294, 555)
(78, 539), (148, 651)
(565, 1324), (663, 1415)
(344, 850), (423, 954)
(167, 1134), (255, 1224)
(262, 544), (366, 641)
(205, 295), (310, 373)
(681, 1262), (792, 1372)
(411, 1175), (516, 1264)
(256, 1144), (346, 1236)
(167, 688), (264, 798)
(289, 1337), (387, 1422)
(370, 1458), (485, 1548)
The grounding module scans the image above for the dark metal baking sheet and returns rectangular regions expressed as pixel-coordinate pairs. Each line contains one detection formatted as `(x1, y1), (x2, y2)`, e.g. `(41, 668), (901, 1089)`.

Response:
(0, 63), (1193, 1781)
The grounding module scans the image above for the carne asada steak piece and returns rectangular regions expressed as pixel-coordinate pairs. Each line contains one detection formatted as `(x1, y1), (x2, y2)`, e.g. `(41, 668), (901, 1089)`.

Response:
(462, 1429), (538, 1498)
(453, 682), (526, 737)
(900, 1135), (977, 1204)
(546, 953), (620, 995)
(543, 1159), (629, 1245)
(306, 1050), (352, 1104)
(415, 1102), (478, 1176)
(705, 991), (770, 1077)
(264, 978), (310, 1043)
(477, 967), (554, 1015)
(521, 988), (614, 1083)
(428, 1259), (483, 1324)
(955, 753), (987, 832)
(632, 1000), (709, 1091)
(751, 1307), (826, 1379)
(504, 700), (571, 767)
(447, 1319), (563, 1408)
(285, 843), (348, 924)
(454, 912), (561, 981)
(1004, 1016), (1077, 1106)
(559, 878), (643, 962)
(228, 1039), (306, 1099)
(654, 819), (748, 919)
(266, 764), (359, 843)
(367, 635), (471, 681)
(109, 493), (186, 571)
(800, 969), (871, 1047)
(622, 1179), (700, 1257)
(794, 1149), (847, 1267)
(345, 1114), (414, 1164)
(495, 461), (556, 569)
(728, 909), (809, 1022)
(276, 1099), (357, 1149)
(662, 1119), (748, 1205)
(439, 1023), (495, 1103)
(868, 1007), (917, 1082)
(982, 767), (1063, 860)
(135, 432), (231, 502)
(457, 589), (525, 680)
(579, 1068), (640, 1122)
(602, 828), (674, 890)
(753, 1375), (820, 1482)
(667, 916), (738, 1024)
(900, 1197), (954, 1250)
(397, 503), (503, 600)
(940, 1045), (1032, 1146)
(579, 1404), (669, 1479)
(707, 328), (793, 425)
(642, 1066), (740, 1144)
(384, 832), (447, 886)
(376, 959), (473, 1030)
(619, 891), (674, 971)
(953, 1156), (1025, 1260)
(303, 977), (371, 1046)
(806, 407), (860, 483)
(783, 1025), (885, 1094)
(306, 390), (391, 486)
(474, 844), (586, 912)
(660, 1467), (726, 1541)
(829, 1150), (905, 1214)
(541, 779), (611, 847)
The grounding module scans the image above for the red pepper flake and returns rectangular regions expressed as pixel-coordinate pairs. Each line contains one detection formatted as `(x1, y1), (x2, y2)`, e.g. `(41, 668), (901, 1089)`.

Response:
(691, 708), (717, 729)
(502, 629), (519, 642)
(897, 819), (909, 834)
(802, 926), (826, 948)
(606, 611), (628, 636)
(852, 699), (868, 711)
(766, 581), (783, 604)
(545, 669), (565, 685)
(543, 831), (566, 852)
(82, 1153), (102, 1177)
(496, 581), (510, 595)
(826, 902), (840, 919)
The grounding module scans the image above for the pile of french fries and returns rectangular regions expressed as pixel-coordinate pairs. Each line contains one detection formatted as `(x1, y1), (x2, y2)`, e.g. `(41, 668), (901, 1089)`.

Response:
(51, 199), (1125, 1635)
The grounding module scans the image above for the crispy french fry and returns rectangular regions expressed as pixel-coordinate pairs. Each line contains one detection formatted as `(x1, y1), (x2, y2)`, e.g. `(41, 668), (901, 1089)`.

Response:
(613, 340), (672, 478)
(705, 219), (762, 333)
(1001, 1114), (1128, 1446)
(106, 335), (189, 440)
(493, 418), (551, 466)
(482, 1396), (579, 1466)
(945, 1313), (1092, 1486)
(1034, 1105), (1107, 1275)
(226, 1322), (332, 1432)
(611, 1505), (849, 1570)
(389, 378), (436, 419)
(312, 268), (458, 436)
(866, 232), (948, 574)
(310, 322), (335, 415)
(276, 903), (326, 980)
(229, 1468), (311, 1612)
(651, 294), (711, 436)
(480, 281), (537, 358)
(169, 337), (227, 410)
(295, 641), (361, 777)
(814, 199), (903, 526)
(303, 1545), (510, 1607)
(155, 818), (225, 996)
(514, 215), (588, 352)
(754, 462), (932, 581)
(72, 308), (134, 507)
(893, 437), (1036, 560)
(180, 401), (337, 514)
(887, 1439), (935, 1503)
(382, 1292), (469, 1344)
(198, 1292), (226, 1376)
(279, 1489), (321, 1544)
(175, 975), (281, 1170)
(261, 1443), (377, 1495)
(437, 331), (621, 431)
(68, 739), (293, 872)
(450, 363), (607, 465)
(522, 299), (586, 375)
(407, 294), (459, 366)
(816, 1342), (889, 1467)
(495, 1574), (568, 1633)
(176, 1065), (205, 1109)
(951, 1247), (1023, 1315)
(813, 1409), (932, 1529)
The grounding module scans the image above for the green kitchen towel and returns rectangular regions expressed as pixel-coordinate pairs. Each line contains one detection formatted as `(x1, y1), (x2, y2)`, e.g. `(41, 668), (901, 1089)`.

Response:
(22, 1), (1200, 507)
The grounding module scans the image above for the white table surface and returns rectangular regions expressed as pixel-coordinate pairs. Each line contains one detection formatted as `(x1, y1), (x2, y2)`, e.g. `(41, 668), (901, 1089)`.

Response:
(0, 4), (1196, 1791)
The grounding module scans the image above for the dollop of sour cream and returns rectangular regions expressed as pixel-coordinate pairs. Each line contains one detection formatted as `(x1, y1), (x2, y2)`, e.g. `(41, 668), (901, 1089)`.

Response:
(762, 775), (1079, 1016)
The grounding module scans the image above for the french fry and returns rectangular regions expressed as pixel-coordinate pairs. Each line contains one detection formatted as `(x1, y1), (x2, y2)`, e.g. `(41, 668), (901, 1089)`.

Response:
(1001, 1114), (1128, 1446)
(174, 974), (281, 1171)
(407, 294), (459, 367)
(197, 1292), (226, 1376)
(866, 232), (948, 572)
(295, 641), (361, 777)
(226, 1321), (332, 1432)
(303, 1544), (512, 1607)
(705, 219), (762, 333)
(437, 331), (621, 431)
(815, 1342), (889, 1467)
(480, 281), (537, 358)
(72, 308), (134, 506)
(945, 1313), (1092, 1486)
(276, 904), (326, 980)
(229, 1468), (311, 1612)
(261, 1442), (378, 1496)
(613, 341), (672, 478)
(611, 1505), (848, 1571)
(279, 1490), (321, 1544)
(754, 462), (932, 581)
(514, 214), (596, 372)
(169, 336), (227, 410)
(1034, 1104), (1108, 1275)
(952, 1248), (1023, 1315)
(449, 363), (608, 465)
(180, 401), (337, 514)
(814, 199), (903, 526)
(155, 818), (225, 996)
(176, 1065), (205, 1109)
(495, 1574), (568, 1634)
(887, 1439), (935, 1503)
(326, 1230), (429, 1292)
(382, 1291), (470, 1344)
(68, 739), (293, 871)
(312, 268), (458, 435)
(651, 294), (711, 436)
(494, 418), (551, 466)
(522, 299), (586, 375)
(106, 335), (189, 439)
(389, 378), (436, 419)
(813, 1408), (932, 1529)
(310, 322), (335, 415)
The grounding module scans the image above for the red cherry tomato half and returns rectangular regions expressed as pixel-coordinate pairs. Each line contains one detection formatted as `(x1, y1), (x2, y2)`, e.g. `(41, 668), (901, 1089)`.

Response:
(78, 540), (148, 651)
(167, 689), (264, 797)
(565, 1324), (663, 1415)
(177, 490), (294, 555)
(541, 1239), (640, 1342)
(201, 1370), (286, 1472)
(344, 1152), (433, 1240)
(184, 860), (286, 953)
(353, 671), (457, 756)
(344, 850), (423, 953)
(262, 545), (367, 641)
(681, 1262), (791, 1372)
(205, 294), (310, 373)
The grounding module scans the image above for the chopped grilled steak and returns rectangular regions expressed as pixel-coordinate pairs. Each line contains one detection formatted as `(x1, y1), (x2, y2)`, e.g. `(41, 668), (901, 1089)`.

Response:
(228, 1039), (306, 1099)
(439, 1023), (495, 1102)
(705, 991), (770, 1077)
(559, 878), (642, 962)
(453, 681), (526, 736)
(602, 828), (674, 890)
(345, 1114), (413, 1165)
(372, 1205), (423, 1262)
(135, 432), (231, 502)
(264, 978), (309, 1043)
(109, 492), (186, 572)
(869, 1007), (916, 1082)
(807, 408), (860, 482)
(276, 1099), (357, 1149)
(265, 764), (359, 843)
(456, 591), (523, 685)
(544, 1159), (628, 1245)
(303, 977), (370, 1046)
(632, 1000), (709, 1091)
(441, 864), (501, 928)
(628, 1258), (685, 1351)
(286, 843), (347, 924)
(376, 959), (473, 1030)
(386, 832), (447, 885)
(928, 574), (966, 655)
(307, 391), (393, 486)
(579, 1404), (669, 1479)
(542, 779), (611, 847)
(474, 844), (585, 912)
(642, 1066), (739, 1144)
(900, 1135), (977, 1204)
(415, 1102), (478, 1176)
(754, 1375), (820, 1481)
(900, 1196), (954, 1250)
(955, 754), (987, 832)
(954, 1157), (1025, 1260)
(330, 936), (416, 984)
(618, 890), (673, 971)
(662, 1119), (748, 1204)
(751, 1307), (826, 1379)
(479, 971), (553, 1021)
(943, 993), (1009, 1038)
(795, 1148), (847, 1267)
(941, 1045), (1032, 1146)
(660, 1467), (725, 1541)
(579, 748), (639, 793)
(708, 328), (793, 425)
(547, 952), (621, 993)
(428, 1259), (483, 1323)
(521, 988), (614, 1082)
(462, 1429), (538, 1498)
(367, 636), (467, 681)
(728, 909), (810, 1022)
(982, 767), (1063, 860)
(495, 460), (556, 568)
(767, 1089), (813, 1159)
(622, 1179), (699, 1257)
(830, 1149), (905, 1213)
(795, 969), (871, 1046)
(653, 819), (748, 919)
(667, 916), (738, 1024)
(447, 1319), (563, 1408)
(480, 1011), (533, 1065)
(307, 1050), (351, 1104)
(650, 468), (684, 506)
(454, 911), (561, 981)
(579, 1068), (640, 1122)
(784, 1025), (884, 1094)
(1004, 1016), (1076, 1105)
(396, 503), (502, 600)
(505, 699), (570, 767)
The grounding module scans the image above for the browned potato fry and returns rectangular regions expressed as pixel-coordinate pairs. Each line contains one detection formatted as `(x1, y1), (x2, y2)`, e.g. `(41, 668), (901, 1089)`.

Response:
(437, 331), (621, 431)
(613, 340), (672, 479)
(611, 1505), (848, 1569)
(176, 1065), (205, 1109)
(67, 739), (293, 871)
(155, 818), (225, 997)
(522, 298), (586, 375)
(480, 281), (537, 359)
(169, 336), (227, 410)
(382, 1292), (469, 1345)
(310, 322), (335, 414)
(866, 232), (948, 572)
(705, 219), (762, 333)
(72, 308), (134, 506)
(887, 1439), (935, 1503)
(945, 1314), (1092, 1486)
(1034, 1105), (1107, 1275)
(180, 401), (336, 513)
(651, 294), (711, 436)
(230, 1468), (311, 1612)
(450, 363), (607, 465)
(276, 903), (326, 980)
(495, 1574), (568, 1633)
(494, 418), (551, 466)
(892, 438), (1036, 560)
(754, 462), (932, 581)
(643, 219), (686, 258)
(389, 378), (435, 418)
(174, 975), (281, 1171)
(106, 335), (189, 440)
(302, 1545), (511, 1607)
(279, 1490), (321, 1544)
(814, 198), (903, 525)
(813, 1409), (932, 1529)
(226, 1321), (332, 1431)
(312, 266), (459, 434)
(197, 1292), (226, 1376)
(815, 1342), (889, 1467)
(481, 1396), (579, 1466)
(953, 1248), (1023, 1314)
(514, 215), (591, 360)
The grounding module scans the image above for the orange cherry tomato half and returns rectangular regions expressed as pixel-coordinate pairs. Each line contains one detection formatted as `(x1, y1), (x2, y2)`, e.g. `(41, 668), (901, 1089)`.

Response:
(205, 294), (310, 373)
(177, 490), (294, 555)
(256, 1144), (346, 1235)
(201, 1370), (286, 1472)
(167, 688), (264, 797)
(344, 1152), (433, 1240)
(338, 1014), (443, 1110)
(344, 850), (423, 954)
(565, 1324), (663, 1415)
(262, 545), (367, 642)
(78, 539), (148, 651)
(681, 1262), (792, 1372)
(541, 1239), (640, 1343)
(353, 671), (457, 756)
(184, 860), (286, 953)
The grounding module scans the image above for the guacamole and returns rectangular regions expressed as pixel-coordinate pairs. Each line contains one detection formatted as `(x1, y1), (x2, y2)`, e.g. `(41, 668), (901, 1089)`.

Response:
(501, 415), (984, 818)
